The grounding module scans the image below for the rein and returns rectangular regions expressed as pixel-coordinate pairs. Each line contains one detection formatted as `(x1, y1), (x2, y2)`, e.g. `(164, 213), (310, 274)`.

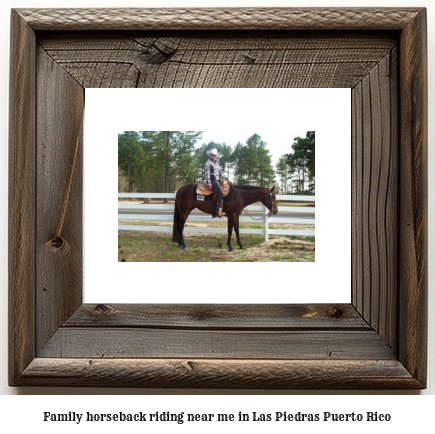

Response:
(232, 186), (273, 221)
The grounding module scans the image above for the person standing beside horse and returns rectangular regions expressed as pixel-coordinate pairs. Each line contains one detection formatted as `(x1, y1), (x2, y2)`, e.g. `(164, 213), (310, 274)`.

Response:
(204, 148), (231, 218)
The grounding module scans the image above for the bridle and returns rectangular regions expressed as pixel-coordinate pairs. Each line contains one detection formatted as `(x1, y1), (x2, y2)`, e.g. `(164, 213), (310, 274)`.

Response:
(232, 186), (276, 221)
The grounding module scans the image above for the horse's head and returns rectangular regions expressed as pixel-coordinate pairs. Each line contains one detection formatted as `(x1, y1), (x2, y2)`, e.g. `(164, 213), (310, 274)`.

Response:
(264, 186), (278, 215)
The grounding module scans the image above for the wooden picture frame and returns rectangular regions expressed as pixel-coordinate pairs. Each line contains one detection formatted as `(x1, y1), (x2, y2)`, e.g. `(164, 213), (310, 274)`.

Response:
(9, 8), (427, 389)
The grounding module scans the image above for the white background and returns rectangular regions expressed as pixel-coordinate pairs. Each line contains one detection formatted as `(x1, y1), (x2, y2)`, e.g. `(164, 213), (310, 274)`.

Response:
(85, 88), (351, 304)
(0, 0), (434, 418)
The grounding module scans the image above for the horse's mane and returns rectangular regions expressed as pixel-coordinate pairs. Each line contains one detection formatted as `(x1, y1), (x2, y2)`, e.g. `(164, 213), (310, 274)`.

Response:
(234, 185), (267, 190)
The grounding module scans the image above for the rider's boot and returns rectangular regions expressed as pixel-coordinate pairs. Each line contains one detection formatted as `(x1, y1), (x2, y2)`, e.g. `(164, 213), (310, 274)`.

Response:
(212, 198), (220, 218)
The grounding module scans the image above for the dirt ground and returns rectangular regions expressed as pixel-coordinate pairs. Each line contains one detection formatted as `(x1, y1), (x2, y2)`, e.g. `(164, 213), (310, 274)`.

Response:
(234, 236), (314, 261)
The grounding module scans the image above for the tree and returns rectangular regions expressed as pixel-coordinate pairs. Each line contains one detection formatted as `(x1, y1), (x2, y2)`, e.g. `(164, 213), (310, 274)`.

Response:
(285, 131), (315, 194)
(118, 131), (202, 193)
(141, 131), (202, 192)
(118, 167), (129, 192)
(232, 134), (276, 186)
(246, 134), (275, 186)
(216, 143), (233, 178)
(276, 156), (290, 194)
(118, 131), (146, 192)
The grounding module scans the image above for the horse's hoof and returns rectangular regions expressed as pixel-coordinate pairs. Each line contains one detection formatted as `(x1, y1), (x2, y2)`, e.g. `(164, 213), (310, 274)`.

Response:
(229, 247), (234, 252)
(182, 247), (187, 251)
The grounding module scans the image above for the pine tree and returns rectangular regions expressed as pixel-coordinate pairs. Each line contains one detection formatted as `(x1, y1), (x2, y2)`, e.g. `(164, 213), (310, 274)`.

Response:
(141, 131), (202, 192)
(232, 134), (276, 186)
(118, 131), (146, 192)
(285, 131), (315, 194)
(276, 156), (290, 194)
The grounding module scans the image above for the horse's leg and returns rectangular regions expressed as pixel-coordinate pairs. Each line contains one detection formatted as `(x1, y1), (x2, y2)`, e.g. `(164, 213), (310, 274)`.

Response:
(173, 203), (182, 245)
(234, 215), (243, 249)
(178, 209), (191, 250)
(226, 215), (235, 252)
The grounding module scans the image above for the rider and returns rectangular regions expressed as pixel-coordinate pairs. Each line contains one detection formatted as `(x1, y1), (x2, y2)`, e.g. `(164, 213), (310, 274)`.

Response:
(205, 148), (229, 218)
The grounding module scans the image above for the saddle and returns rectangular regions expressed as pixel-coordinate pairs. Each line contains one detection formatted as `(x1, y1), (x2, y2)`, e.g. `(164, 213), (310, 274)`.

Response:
(196, 180), (230, 218)
(196, 179), (231, 197)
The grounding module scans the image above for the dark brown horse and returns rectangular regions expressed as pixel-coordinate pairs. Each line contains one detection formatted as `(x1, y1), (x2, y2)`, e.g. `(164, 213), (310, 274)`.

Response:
(172, 184), (278, 251)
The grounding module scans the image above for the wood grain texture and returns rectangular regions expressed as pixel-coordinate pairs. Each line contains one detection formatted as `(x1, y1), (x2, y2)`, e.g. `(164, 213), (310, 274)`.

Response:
(35, 48), (84, 353)
(17, 358), (420, 389)
(16, 8), (422, 31)
(351, 50), (398, 351)
(398, 8), (428, 386)
(8, 7), (427, 389)
(65, 304), (369, 329)
(39, 33), (396, 89)
(8, 10), (36, 386)
(39, 329), (395, 360)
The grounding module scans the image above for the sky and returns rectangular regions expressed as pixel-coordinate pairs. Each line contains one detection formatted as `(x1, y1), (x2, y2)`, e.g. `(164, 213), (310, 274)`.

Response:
(199, 129), (309, 168)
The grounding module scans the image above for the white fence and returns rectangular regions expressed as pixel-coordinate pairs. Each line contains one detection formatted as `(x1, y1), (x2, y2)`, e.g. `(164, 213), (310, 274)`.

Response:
(118, 193), (315, 240)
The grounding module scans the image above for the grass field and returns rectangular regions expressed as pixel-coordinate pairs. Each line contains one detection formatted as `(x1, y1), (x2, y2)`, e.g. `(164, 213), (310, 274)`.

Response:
(118, 230), (315, 262)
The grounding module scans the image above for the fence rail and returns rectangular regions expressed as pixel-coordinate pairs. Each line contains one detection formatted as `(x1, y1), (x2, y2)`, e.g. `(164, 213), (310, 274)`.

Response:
(118, 193), (315, 240)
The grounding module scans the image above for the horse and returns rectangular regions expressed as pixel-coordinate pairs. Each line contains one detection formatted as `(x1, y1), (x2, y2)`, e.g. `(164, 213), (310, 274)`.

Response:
(172, 184), (278, 251)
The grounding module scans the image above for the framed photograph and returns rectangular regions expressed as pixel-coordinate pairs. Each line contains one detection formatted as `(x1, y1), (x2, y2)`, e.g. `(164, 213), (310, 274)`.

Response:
(87, 87), (349, 303)
(9, 8), (427, 388)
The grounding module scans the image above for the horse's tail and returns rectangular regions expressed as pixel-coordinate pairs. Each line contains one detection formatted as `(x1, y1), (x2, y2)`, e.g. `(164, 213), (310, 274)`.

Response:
(172, 200), (180, 243)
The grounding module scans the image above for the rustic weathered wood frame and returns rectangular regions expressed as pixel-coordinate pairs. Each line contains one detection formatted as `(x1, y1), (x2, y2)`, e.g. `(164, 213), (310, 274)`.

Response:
(9, 8), (427, 389)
